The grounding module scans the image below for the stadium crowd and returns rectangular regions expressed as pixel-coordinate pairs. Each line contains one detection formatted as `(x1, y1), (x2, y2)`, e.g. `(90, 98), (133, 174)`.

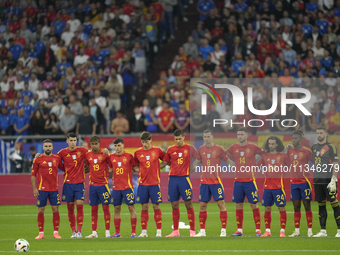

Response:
(0, 0), (340, 137)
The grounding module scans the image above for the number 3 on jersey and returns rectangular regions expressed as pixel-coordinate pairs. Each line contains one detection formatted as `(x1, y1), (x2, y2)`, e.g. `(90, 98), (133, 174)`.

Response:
(146, 161), (150, 168)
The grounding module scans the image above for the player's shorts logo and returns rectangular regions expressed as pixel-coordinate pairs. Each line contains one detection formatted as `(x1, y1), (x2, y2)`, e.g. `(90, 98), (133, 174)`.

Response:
(240, 152), (244, 156)
(137, 197), (140, 202)
(207, 154), (211, 158)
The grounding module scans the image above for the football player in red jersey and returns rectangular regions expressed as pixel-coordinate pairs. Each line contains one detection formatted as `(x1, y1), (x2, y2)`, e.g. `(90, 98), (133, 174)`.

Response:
(35, 133), (109, 238)
(257, 136), (289, 237)
(84, 136), (112, 238)
(160, 129), (198, 237)
(191, 130), (235, 237)
(287, 129), (314, 237)
(226, 128), (265, 237)
(134, 131), (166, 237)
(109, 138), (139, 238)
(31, 139), (64, 239)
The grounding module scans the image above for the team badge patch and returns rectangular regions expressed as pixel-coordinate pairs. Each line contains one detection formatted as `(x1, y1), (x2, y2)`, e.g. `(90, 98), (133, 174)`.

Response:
(151, 151), (156, 158)
(240, 152), (244, 156)
(146, 156), (150, 160)
(207, 154), (211, 158)
(271, 160), (275, 164)
(299, 152), (303, 158)
(53, 159), (56, 166)
(98, 155), (102, 161)
(316, 151), (320, 156)
(123, 157), (127, 163)
(320, 149), (325, 156)
(179, 153), (182, 157)
(77, 151), (81, 157)
(48, 162), (52, 167)
(246, 148), (250, 155)
(184, 149), (188, 155)
(212, 150), (216, 157)
(294, 155), (297, 159)
(118, 162), (122, 167)
(72, 155), (76, 160)
(94, 159), (97, 164)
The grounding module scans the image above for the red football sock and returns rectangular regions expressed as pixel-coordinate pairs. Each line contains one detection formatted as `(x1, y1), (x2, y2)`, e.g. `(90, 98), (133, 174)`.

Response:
(172, 208), (180, 231)
(67, 204), (76, 232)
(264, 211), (271, 229)
(199, 211), (207, 230)
(76, 204), (84, 232)
(236, 209), (243, 229)
(306, 210), (313, 228)
(37, 213), (44, 232)
(187, 208), (195, 231)
(220, 210), (227, 229)
(252, 208), (261, 230)
(141, 210), (149, 230)
(294, 211), (301, 228)
(154, 208), (162, 229)
(131, 218), (137, 234)
(53, 212), (60, 231)
(102, 204), (110, 231)
(114, 218), (121, 234)
(280, 210), (287, 230)
(91, 205), (98, 231)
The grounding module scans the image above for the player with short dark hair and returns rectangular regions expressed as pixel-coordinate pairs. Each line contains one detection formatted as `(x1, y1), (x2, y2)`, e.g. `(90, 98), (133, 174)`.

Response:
(311, 126), (340, 237)
(84, 136), (112, 238)
(109, 138), (139, 238)
(287, 129), (314, 237)
(226, 127), (265, 237)
(160, 129), (198, 237)
(134, 131), (166, 237)
(191, 129), (235, 237)
(257, 136), (289, 237)
(31, 139), (64, 239)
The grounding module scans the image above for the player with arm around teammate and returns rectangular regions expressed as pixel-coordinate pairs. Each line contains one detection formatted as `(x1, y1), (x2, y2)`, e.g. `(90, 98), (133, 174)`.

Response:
(191, 129), (235, 237)
(109, 138), (139, 238)
(31, 139), (64, 239)
(160, 129), (198, 237)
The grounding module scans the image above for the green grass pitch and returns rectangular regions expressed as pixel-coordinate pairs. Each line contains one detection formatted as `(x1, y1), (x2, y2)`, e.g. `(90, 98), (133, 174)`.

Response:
(0, 202), (339, 254)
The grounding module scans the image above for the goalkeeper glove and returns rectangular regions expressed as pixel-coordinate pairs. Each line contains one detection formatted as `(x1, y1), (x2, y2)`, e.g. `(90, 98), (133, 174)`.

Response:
(327, 175), (337, 193)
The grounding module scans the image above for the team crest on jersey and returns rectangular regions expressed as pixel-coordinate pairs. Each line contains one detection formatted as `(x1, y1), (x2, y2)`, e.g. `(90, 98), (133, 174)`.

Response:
(118, 162), (122, 167)
(276, 156), (281, 162)
(246, 148), (250, 155)
(184, 149), (188, 155)
(151, 151), (156, 158)
(294, 155), (297, 159)
(299, 152), (303, 159)
(123, 157), (127, 163)
(53, 159), (56, 166)
(146, 156), (150, 160)
(320, 149), (325, 156)
(77, 151), (81, 157)
(207, 154), (211, 158)
(98, 155), (102, 161)
(316, 151), (320, 156)
(240, 152), (244, 156)
(94, 159), (97, 164)
(72, 155), (76, 160)
(179, 153), (183, 157)
(212, 151), (216, 157)
(271, 159), (275, 164)
(48, 162), (52, 167)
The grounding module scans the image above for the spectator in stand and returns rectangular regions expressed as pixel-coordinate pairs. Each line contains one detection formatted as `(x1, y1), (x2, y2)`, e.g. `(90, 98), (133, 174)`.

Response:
(76, 89), (89, 106)
(174, 101), (190, 132)
(89, 97), (104, 135)
(0, 107), (12, 135)
(118, 54), (135, 108)
(76, 105), (96, 135)
(44, 113), (61, 135)
(158, 100), (175, 133)
(60, 106), (77, 135)
(68, 94), (83, 117)
(140, 98), (150, 116)
(38, 41), (55, 72)
(319, 89), (332, 114)
(10, 142), (25, 173)
(146, 88), (158, 108)
(129, 106), (146, 133)
(196, 0), (215, 21)
(20, 95), (34, 119)
(30, 109), (45, 135)
(325, 103), (340, 134)
(50, 97), (66, 120)
(110, 110), (129, 134)
(144, 107), (158, 133)
(199, 37), (214, 60)
(13, 108), (30, 135)
(183, 35), (198, 60)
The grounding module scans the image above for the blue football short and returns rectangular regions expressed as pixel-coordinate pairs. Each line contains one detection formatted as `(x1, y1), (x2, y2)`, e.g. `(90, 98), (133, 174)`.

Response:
(232, 181), (259, 203)
(62, 183), (85, 202)
(291, 182), (312, 201)
(262, 189), (286, 207)
(168, 175), (193, 202)
(136, 184), (162, 204)
(89, 184), (111, 206)
(37, 190), (60, 207)
(112, 188), (135, 206)
(199, 183), (225, 202)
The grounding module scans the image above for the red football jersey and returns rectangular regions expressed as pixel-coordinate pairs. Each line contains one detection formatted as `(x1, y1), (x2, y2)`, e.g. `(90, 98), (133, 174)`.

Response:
(227, 142), (265, 182)
(134, 146), (164, 186)
(57, 146), (90, 184)
(288, 146), (313, 184)
(257, 153), (289, 189)
(109, 152), (137, 190)
(31, 154), (64, 191)
(195, 144), (229, 185)
(158, 109), (175, 128)
(85, 150), (111, 186)
(164, 144), (198, 176)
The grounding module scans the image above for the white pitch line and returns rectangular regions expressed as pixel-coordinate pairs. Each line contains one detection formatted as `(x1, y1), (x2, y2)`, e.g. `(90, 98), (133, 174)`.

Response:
(1, 250), (340, 253)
